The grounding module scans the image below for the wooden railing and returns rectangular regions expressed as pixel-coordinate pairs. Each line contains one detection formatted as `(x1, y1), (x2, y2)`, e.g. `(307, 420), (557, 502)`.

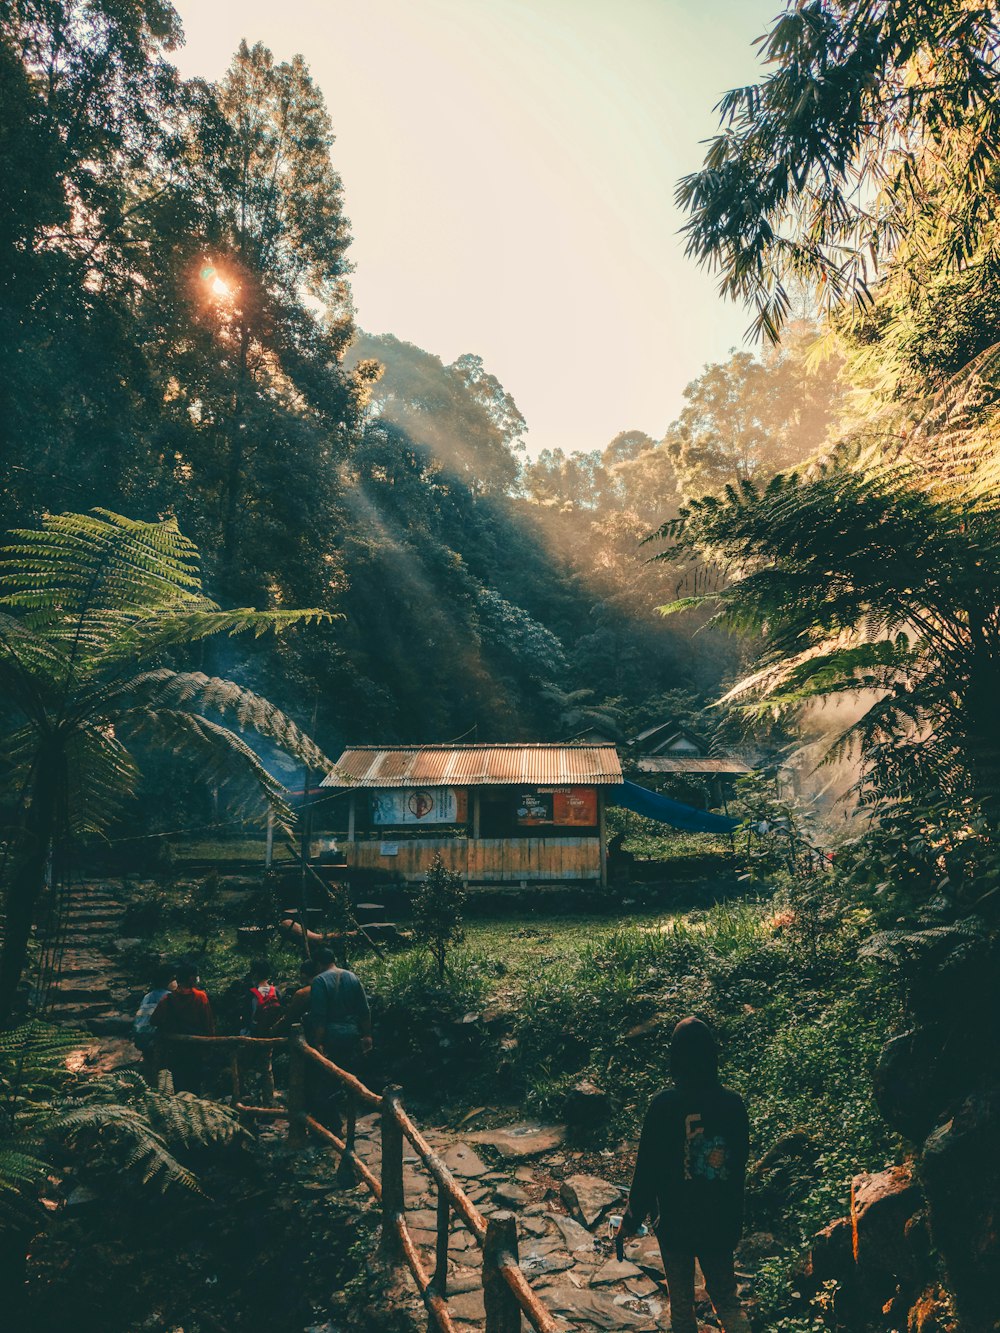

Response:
(161, 1033), (559, 1333)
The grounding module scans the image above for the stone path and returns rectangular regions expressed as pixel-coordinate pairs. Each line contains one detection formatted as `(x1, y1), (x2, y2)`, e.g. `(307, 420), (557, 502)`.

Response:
(343, 1116), (725, 1333)
(47, 882), (137, 1063)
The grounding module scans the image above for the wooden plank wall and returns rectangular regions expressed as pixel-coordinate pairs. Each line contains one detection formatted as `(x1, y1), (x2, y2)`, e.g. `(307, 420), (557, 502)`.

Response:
(346, 837), (602, 883)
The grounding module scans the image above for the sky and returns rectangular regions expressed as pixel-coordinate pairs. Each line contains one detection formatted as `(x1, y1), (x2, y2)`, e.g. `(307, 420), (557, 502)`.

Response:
(170, 0), (779, 457)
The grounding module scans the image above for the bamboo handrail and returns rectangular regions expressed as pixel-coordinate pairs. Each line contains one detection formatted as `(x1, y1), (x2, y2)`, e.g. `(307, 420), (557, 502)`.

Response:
(296, 1033), (383, 1108)
(304, 1114), (382, 1197)
(392, 1101), (488, 1243)
(158, 1029), (567, 1333)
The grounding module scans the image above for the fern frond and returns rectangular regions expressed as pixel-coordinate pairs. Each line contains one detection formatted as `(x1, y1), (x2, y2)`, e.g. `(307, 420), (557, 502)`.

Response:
(120, 670), (332, 772)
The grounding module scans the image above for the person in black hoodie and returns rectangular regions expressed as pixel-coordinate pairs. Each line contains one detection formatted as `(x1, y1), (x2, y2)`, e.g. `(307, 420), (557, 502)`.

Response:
(621, 1016), (751, 1333)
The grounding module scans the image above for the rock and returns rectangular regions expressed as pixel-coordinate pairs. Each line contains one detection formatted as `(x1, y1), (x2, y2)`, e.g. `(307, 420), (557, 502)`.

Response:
(551, 1213), (597, 1252)
(850, 1164), (923, 1276)
(519, 1247), (575, 1277)
(560, 1174), (624, 1229)
(446, 1288), (486, 1322)
(590, 1257), (644, 1285)
(736, 1230), (782, 1264)
(467, 1123), (566, 1159)
(446, 1266), (483, 1295)
(875, 1029), (950, 1143)
(66, 1184), (100, 1208)
(920, 1088), (1000, 1333)
(514, 1166), (535, 1184)
(563, 1079), (611, 1129)
(440, 1143), (489, 1179)
(541, 1285), (654, 1329)
(494, 1182), (529, 1207)
(907, 1284), (957, 1333)
(807, 1217), (854, 1284)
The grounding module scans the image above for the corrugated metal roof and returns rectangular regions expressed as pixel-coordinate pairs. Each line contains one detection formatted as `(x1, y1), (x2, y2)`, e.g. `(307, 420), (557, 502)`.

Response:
(635, 756), (752, 776)
(322, 744), (623, 788)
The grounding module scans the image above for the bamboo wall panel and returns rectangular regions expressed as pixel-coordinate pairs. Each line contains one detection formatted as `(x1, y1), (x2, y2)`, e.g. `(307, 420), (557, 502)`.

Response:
(346, 837), (601, 882)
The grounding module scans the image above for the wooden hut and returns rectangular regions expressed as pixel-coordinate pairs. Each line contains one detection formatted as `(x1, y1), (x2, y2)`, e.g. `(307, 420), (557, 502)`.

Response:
(320, 743), (623, 887)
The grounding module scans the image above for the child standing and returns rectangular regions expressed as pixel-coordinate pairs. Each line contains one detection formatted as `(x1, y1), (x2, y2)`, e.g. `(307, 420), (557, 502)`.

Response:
(622, 1016), (751, 1333)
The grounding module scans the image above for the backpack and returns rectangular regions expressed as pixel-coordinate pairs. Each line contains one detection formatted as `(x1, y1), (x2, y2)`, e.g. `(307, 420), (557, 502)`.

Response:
(134, 988), (167, 1051)
(250, 984), (282, 1030)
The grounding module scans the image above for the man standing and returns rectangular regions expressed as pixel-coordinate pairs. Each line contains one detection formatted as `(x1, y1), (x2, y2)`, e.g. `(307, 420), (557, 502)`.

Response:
(306, 947), (372, 1065)
(622, 1016), (751, 1333)
(151, 960), (215, 1093)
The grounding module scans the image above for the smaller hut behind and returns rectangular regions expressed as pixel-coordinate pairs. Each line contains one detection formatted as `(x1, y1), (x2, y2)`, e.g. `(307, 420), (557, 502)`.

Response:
(321, 743), (623, 887)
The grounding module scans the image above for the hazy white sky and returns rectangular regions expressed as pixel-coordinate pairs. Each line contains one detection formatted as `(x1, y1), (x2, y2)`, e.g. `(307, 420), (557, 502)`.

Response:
(170, 0), (777, 456)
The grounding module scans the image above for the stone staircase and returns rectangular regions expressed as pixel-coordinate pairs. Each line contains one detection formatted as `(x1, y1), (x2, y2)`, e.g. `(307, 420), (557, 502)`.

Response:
(46, 883), (136, 1039)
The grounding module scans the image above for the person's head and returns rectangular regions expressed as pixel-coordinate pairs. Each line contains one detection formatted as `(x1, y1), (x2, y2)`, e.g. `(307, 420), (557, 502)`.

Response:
(176, 959), (200, 988)
(250, 958), (270, 985)
(670, 1016), (719, 1088)
(299, 956), (325, 980)
(151, 963), (175, 992)
(313, 947), (338, 973)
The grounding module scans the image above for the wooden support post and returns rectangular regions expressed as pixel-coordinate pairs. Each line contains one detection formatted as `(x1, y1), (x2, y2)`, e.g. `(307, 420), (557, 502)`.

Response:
(265, 810), (274, 869)
(431, 1190), (450, 1296)
(483, 1211), (520, 1333)
(287, 1037), (308, 1149)
(598, 789), (608, 890)
(347, 791), (356, 843)
(336, 1089), (357, 1185)
(229, 1050), (241, 1109)
(379, 1085), (405, 1263)
(262, 1046), (276, 1108)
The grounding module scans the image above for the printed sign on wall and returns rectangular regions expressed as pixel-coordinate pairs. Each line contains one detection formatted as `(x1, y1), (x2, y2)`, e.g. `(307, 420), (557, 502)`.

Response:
(371, 788), (468, 825)
(549, 787), (598, 826)
(515, 792), (554, 825)
(516, 787), (598, 827)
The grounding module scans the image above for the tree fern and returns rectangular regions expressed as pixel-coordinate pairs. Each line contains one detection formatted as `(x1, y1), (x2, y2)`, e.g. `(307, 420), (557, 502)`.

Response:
(0, 510), (340, 1021)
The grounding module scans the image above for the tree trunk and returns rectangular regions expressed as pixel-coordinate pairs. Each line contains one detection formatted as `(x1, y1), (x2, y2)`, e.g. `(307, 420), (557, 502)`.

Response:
(0, 766), (58, 1025)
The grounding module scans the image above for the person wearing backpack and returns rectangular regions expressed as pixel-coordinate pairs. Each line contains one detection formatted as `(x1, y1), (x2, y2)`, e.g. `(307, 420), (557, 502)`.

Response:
(151, 960), (215, 1093)
(134, 964), (175, 1083)
(305, 948), (373, 1129)
(621, 1016), (751, 1333)
(240, 961), (283, 1036)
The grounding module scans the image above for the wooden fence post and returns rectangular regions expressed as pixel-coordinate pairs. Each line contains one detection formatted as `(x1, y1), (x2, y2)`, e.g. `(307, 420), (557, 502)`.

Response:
(262, 1046), (276, 1108)
(431, 1189), (450, 1296)
(483, 1212), (520, 1333)
(287, 1036), (308, 1149)
(336, 1087), (357, 1185)
(379, 1084), (405, 1263)
(229, 1050), (241, 1109)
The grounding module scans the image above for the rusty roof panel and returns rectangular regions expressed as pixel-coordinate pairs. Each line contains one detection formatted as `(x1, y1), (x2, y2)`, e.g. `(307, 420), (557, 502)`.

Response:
(321, 744), (623, 787)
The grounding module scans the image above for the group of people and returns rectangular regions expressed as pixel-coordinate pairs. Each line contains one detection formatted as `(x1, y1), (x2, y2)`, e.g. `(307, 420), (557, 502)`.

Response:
(134, 951), (372, 1095)
(136, 957), (747, 1333)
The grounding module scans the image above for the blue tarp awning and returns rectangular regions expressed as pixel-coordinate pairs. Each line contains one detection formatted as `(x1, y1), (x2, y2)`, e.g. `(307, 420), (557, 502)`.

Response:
(608, 779), (739, 833)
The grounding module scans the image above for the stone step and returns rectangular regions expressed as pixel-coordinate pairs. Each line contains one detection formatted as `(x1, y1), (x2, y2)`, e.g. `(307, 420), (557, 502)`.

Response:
(64, 910), (123, 924)
(51, 983), (114, 1003)
(48, 1000), (121, 1021)
(86, 1014), (134, 1038)
(61, 920), (121, 936)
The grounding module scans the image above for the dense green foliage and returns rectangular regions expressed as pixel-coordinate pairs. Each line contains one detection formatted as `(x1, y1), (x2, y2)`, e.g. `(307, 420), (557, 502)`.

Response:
(0, 509), (332, 1017)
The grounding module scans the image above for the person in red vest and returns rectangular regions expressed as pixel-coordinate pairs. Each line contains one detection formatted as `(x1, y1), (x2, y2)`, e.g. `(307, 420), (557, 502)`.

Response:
(240, 960), (283, 1036)
(152, 960), (215, 1093)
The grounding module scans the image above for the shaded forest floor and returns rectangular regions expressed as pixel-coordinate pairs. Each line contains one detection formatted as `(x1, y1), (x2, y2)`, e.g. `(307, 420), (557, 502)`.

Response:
(46, 867), (903, 1330)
